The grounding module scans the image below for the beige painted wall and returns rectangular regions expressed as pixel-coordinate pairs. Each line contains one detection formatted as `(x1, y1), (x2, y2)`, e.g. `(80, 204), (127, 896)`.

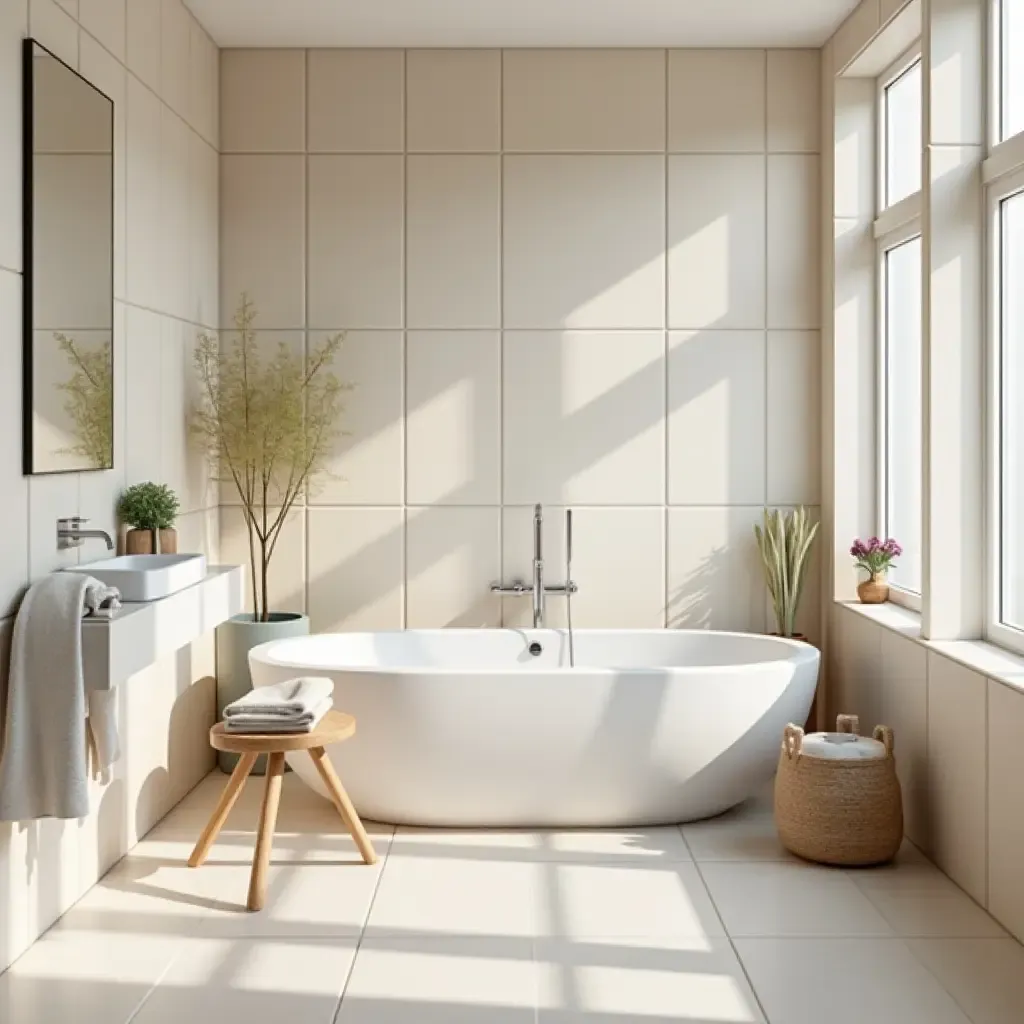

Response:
(0, 0), (220, 972)
(219, 47), (823, 638)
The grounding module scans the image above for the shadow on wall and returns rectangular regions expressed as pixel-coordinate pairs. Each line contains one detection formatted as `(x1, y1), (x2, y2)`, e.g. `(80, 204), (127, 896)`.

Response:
(219, 145), (818, 634)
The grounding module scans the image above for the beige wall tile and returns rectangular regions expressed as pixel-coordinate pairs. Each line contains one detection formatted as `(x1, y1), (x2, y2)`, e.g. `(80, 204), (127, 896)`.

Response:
(0, 271), (28, 616)
(125, 73), (164, 310)
(27, 472), (79, 578)
(220, 505), (306, 616)
(503, 155), (665, 329)
(667, 507), (766, 633)
(159, 107), (191, 319)
(123, 305), (164, 487)
(880, 630), (929, 849)
(79, 0), (126, 61)
(667, 330), (766, 505)
(308, 49), (403, 153)
(0, 1), (26, 274)
(407, 331), (500, 506)
(30, 0), (78, 68)
(927, 652), (988, 903)
(126, 0), (160, 93)
(407, 155), (500, 329)
(767, 50), (821, 153)
(307, 155), (403, 328)
(830, 608), (884, 730)
(306, 508), (404, 632)
(768, 155), (820, 329)
(988, 680), (1024, 942)
(220, 154), (305, 329)
(668, 50), (765, 153)
(767, 331), (821, 505)
(503, 331), (665, 505)
(504, 49), (665, 153)
(189, 133), (218, 329)
(311, 330), (404, 506)
(406, 507), (501, 627)
(503, 506), (666, 629)
(668, 154), (766, 329)
(188, 16), (218, 147)
(220, 49), (305, 153)
(159, 0), (190, 118)
(406, 49), (500, 153)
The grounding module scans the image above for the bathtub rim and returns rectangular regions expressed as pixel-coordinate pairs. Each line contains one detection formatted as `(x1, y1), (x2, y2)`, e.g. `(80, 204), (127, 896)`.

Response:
(248, 627), (820, 678)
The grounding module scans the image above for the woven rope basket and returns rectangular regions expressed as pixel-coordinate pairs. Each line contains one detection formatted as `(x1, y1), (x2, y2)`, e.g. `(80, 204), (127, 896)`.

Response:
(774, 714), (903, 867)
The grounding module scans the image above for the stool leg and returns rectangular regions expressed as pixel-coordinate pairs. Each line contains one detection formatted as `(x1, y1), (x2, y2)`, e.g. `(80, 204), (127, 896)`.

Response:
(188, 752), (257, 868)
(308, 746), (377, 865)
(247, 751), (285, 912)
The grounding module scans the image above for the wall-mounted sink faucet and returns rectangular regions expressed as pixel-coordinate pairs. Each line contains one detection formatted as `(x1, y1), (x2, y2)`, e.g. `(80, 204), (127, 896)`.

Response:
(57, 516), (114, 552)
(491, 504), (577, 628)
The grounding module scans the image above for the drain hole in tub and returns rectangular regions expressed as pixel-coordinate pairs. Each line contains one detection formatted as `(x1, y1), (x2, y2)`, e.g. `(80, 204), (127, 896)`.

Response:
(528, 642), (543, 657)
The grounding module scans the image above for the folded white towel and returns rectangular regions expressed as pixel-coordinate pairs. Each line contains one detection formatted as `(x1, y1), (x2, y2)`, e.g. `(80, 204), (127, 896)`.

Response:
(224, 696), (332, 734)
(81, 579), (121, 619)
(223, 677), (334, 721)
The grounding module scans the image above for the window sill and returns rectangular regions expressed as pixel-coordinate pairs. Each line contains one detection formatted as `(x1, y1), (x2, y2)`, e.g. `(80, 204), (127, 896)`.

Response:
(836, 600), (1024, 696)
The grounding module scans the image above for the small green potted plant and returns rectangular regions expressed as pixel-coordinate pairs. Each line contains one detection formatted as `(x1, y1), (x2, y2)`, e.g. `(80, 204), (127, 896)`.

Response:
(118, 482), (181, 554)
(754, 507), (819, 640)
(192, 294), (349, 769)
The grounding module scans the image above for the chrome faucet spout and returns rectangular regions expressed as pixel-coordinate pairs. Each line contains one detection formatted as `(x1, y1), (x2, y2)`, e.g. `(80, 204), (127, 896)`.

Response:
(57, 516), (115, 551)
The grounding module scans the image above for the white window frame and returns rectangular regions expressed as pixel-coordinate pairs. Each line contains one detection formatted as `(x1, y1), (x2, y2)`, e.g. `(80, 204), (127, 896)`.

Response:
(877, 44), (924, 215)
(985, 163), (1024, 654)
(984, 1), (1024, 655)
(875, 48), (924, 612)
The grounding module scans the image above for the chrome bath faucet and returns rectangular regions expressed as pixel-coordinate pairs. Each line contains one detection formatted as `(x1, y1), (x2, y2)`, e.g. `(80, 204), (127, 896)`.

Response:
(491, 504), (577, 628)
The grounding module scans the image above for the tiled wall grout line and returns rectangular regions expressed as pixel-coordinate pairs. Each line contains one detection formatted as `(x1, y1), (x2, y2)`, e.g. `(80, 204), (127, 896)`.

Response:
(498, 47), (506, 626)
(401, 47), (409, 629)
(663, 47), (670, 629)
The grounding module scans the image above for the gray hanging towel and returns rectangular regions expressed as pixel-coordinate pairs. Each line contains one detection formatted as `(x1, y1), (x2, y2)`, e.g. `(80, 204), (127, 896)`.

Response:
(0, 572), (122, 821)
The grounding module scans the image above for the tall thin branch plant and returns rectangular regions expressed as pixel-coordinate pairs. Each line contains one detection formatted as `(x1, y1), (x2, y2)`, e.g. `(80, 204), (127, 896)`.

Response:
(192, 294), (350, 621)
(754, 507), (819, 639)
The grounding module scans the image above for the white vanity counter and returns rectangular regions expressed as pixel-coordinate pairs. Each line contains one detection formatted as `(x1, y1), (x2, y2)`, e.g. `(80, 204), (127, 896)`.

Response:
(81, 565), (244, 690)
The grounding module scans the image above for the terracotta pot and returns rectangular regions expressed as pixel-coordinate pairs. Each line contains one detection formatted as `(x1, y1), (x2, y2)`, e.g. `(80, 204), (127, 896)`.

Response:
(857, 572), (889, 604)
(125, 527), (178, 555)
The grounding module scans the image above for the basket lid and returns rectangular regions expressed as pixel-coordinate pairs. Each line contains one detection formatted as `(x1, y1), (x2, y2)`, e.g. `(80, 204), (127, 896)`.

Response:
(800, 732), (888, 760)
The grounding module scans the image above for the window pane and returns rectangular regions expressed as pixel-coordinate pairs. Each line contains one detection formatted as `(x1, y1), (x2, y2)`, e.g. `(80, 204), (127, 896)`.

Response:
(884, 236), (922, 593)
(1001, 194), (1024, 629)
(885, 61), (922, 207)
(1003, 0), (1024, 140)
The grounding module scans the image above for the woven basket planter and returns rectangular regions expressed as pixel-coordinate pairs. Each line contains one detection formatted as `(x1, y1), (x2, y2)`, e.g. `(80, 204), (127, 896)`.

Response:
(774, 714), (903, 867)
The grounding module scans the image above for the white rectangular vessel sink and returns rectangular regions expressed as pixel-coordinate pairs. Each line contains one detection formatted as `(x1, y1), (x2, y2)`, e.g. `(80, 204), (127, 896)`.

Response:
(67, 553), (208, 602)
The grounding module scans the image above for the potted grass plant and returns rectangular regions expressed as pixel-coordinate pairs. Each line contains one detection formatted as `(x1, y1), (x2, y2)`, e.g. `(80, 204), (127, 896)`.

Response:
(118, 482), (180, 554)
(192, 294), (348, 768)
(754, 507), (819, 641)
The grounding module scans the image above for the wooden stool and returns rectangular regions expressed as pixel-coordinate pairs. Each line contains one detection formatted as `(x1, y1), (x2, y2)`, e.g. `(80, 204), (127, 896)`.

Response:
(187, 709), (377, 911)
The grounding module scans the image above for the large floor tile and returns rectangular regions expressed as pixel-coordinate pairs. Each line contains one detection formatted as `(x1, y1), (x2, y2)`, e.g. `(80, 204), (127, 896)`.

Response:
(366, 856), (545, 939)
(131, 937), (356, 1024)
(543, 861), (725, 942)
(337, 937), (535, 1023)
(906, 937), (1024, 1024)
(699, 861), (894, 937)
(681, 794), (793, 862)
(536, 937), (765, 1023)
(735, 938), (972, 1024)
(0, 925), (188, 1024)
(847, 853), (1007, 938)
(391, 826), (691, 864)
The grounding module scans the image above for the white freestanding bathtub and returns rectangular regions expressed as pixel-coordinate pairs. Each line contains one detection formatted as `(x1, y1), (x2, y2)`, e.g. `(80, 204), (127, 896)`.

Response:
(248, 629), (819, 827)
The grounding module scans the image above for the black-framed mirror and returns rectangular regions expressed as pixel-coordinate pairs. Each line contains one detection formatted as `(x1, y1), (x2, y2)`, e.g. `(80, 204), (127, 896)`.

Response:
(23, 38), (114, 475)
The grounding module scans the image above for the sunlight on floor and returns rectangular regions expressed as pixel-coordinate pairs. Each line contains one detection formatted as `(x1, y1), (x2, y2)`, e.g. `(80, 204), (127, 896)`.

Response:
(1, 772), (1022, 1023)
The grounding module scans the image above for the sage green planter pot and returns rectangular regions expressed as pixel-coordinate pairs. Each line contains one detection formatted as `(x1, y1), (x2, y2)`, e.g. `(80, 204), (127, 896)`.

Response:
(215, 612), (310, 773)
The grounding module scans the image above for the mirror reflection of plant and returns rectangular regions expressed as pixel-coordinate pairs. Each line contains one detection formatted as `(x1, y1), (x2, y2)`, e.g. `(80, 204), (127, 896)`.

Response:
(191, 293), (351, 622)
(54, 331), (113, 469)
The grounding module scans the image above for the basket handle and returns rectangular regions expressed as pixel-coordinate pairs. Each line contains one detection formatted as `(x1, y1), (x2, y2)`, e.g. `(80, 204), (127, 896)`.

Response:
(873, 724), (895, 756)
(783, 724), (804, 759)
(836, 714), (860, 735)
